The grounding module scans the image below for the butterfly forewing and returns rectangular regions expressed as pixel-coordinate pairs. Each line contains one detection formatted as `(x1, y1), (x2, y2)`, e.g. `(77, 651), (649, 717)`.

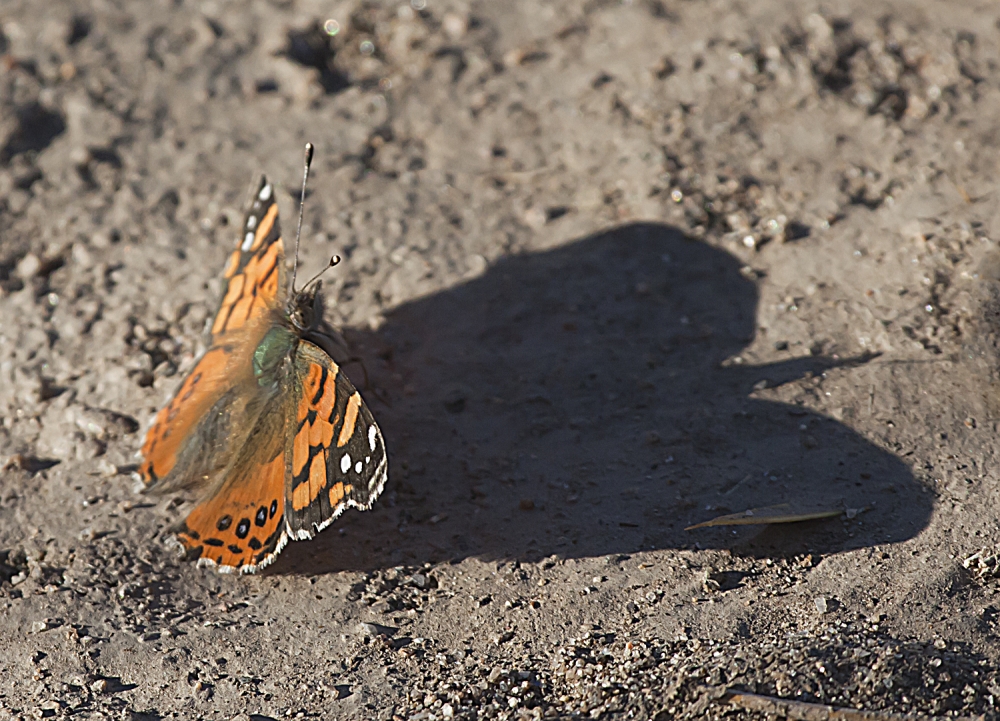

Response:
(285, 340), (388, 538)
(212, 177), (286, 337)
(140, 176), (287, 490)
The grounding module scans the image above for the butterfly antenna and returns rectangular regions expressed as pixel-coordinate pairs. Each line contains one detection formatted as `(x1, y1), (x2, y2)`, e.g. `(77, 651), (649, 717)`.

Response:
(289, 142), (315, 297)
(301, 255), (342, 291)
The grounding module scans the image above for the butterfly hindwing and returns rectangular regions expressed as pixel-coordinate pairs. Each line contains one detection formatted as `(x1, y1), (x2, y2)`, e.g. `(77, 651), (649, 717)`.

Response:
(285, 340), (388, 538)
(175, 398), (288, 573)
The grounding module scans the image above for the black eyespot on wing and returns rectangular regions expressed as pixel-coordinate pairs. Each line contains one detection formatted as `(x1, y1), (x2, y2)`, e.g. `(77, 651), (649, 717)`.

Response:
(217, 515), (232, 531)
(248, 537), (262, 550)
(270, 500), (278, 518)
(255, 506), (268, 526)
(236, 518), (250, 539)
(204, 538), (224, 547)
(228, 544), (242, 554)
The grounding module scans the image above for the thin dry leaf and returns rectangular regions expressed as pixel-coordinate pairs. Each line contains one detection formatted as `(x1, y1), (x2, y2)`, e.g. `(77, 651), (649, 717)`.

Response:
(686, 504), (844, 530)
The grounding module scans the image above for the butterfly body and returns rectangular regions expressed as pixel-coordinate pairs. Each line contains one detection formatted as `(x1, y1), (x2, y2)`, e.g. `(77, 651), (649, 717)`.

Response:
(139, 176), (387, 573)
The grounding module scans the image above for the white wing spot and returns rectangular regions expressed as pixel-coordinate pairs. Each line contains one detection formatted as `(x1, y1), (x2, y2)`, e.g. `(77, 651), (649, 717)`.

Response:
(355, 461), (362, 473)
(246, 215), (257, 230)
(368, 426), (377, 452)
(258, 183), (272, 201)
(241, 232), (254, 251)
(365, 456), (370, 463)
(340, 453), (351, 474)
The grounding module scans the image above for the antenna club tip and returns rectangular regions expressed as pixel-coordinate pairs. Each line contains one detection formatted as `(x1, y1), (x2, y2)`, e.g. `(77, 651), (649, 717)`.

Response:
(330, 255), (341, 267)
(304, 142), (315, 167)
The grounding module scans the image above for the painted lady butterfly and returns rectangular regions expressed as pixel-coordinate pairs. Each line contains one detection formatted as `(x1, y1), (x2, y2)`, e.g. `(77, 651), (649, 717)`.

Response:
(139, 145), (387, 573)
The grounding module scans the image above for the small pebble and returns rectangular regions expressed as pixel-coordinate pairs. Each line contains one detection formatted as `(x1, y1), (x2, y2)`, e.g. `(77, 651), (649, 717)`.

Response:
(442, 12), (467, 39)
(524, 206), (547, 229)
(358, 622), (396, 638)
(16, 253), (41, 279)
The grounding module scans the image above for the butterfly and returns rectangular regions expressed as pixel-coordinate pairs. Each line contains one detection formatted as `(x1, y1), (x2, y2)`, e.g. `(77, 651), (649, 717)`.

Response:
(138, 154), (387, 574)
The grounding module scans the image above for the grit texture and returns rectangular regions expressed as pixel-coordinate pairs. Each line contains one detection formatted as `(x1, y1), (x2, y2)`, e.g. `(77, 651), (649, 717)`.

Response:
(3, 1), (1000, 719)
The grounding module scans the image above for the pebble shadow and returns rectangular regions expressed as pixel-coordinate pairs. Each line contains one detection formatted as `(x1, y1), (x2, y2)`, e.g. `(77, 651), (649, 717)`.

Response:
(269, 222), (933, 574)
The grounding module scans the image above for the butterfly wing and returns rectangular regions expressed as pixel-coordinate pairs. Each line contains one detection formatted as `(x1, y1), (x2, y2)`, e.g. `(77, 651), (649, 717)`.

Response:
(140, 175), (286, 489)
(139, 342), (241, 486)
(170, 336), (388, 573)
(285, 339), (388, 539)
(211, 177), (285, 337)
(174, 399), (289, 573)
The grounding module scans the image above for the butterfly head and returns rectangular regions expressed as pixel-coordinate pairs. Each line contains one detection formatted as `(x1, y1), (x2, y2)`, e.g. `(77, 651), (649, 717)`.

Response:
(287, 254), (340, 330)
(288, 282), (323, 333)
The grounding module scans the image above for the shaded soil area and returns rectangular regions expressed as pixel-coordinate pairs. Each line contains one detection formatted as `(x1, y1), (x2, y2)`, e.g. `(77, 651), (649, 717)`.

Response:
(3, 0), (1000, 718)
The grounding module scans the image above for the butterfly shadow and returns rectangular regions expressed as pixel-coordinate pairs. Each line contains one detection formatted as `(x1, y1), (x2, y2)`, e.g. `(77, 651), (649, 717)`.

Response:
(268, 221), (933, 575)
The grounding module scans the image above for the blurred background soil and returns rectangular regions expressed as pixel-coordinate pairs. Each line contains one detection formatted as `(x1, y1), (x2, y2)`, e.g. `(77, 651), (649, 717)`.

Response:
(3, 0), (1000, 718)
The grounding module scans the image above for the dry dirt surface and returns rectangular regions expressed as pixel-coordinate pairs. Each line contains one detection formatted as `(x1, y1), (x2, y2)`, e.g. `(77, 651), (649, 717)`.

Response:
(5, 0), (1000, 719)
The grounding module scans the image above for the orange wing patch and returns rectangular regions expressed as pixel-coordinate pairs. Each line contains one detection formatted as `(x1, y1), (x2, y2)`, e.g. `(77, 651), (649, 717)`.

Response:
(336, 392), (361, 447)
(211, 239), (284, 335)
(223, 249), (241, 278)
(177, 452), (287, 573)
(140, 345), (234, 485)
(249, 203), (278, 252)
(290, 360), (340, 512)
(209, 177), (285, 338)
(329, 481), (353, 506)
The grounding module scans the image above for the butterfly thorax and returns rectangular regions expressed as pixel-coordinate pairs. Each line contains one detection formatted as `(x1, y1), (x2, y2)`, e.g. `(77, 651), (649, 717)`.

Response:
(253, 325), (297, 388)
(253, 284), (326, 387)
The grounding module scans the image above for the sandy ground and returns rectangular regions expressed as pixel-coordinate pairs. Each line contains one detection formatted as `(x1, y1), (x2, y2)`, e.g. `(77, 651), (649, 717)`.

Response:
(3, 0), (1000, 718)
